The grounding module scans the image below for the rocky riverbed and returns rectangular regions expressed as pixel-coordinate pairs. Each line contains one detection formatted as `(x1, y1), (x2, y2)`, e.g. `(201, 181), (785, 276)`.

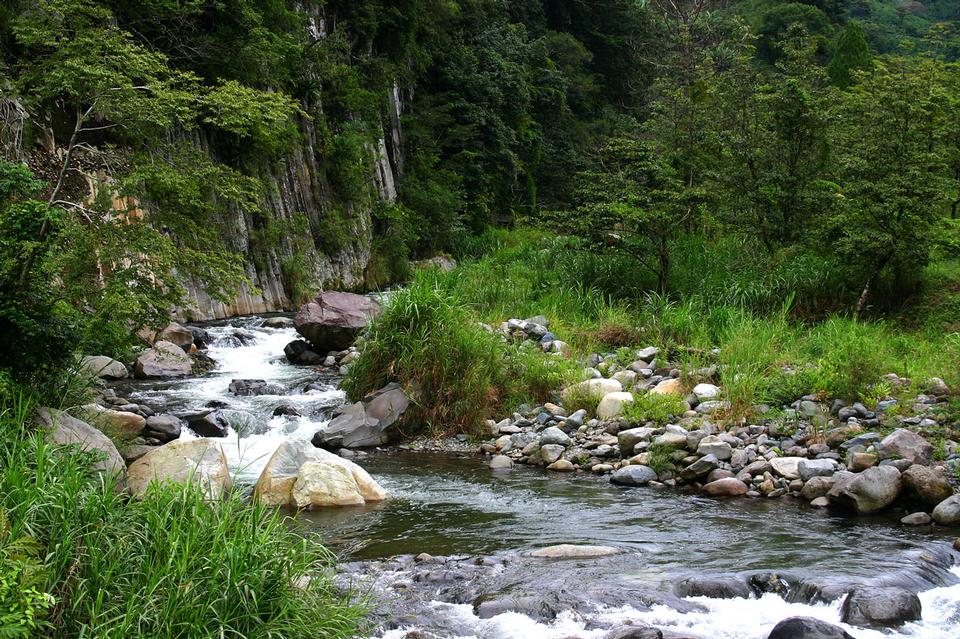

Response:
(70, 311), (960, 638)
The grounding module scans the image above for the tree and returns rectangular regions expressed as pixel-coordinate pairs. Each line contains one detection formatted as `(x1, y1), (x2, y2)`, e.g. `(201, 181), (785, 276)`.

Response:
(827, 56), (951, 318)
(552, 137), (696, 294)
(828, 21), (873, 87)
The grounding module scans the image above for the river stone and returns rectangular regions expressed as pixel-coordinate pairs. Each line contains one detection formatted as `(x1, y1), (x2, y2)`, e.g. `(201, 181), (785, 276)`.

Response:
(294, 291), (381, 352)
(80, 404), (146, 440)
(313, 403), (381, 449)
(134, 341), (192, 378)
(263, 316), (294, 329)
(363, 383), (410, 430)
(562, 378), (622, 403)
(932, 494), (960, 525)
(798, 459), (838, 482)
(144, 414), (183, 442)
(611, 465), (658, 486)
(36, 407), (125, 477)
(827, 465), (901, 514)
(770, 457), (806, 480)
(675, 575), (751, 599)
(254, 440), (384, 508)
(695, 400), (730, 414)
(848, 452), (877, 472)
(540, 444), (565, 464)
(490, 455), (513, 470)
(653, 431), (688, 448)
(183, 410), (229, 437)
(840, 587), (921, 628)
(800, 476), (835, 501)
(540, 426), (572, 447)
(681, 454), (719, 480)
(876, 429), (933, 465)
(228, 378), (285, 396)
(529, 544), (620, 559)
(901, 512), (932, 525)
(901, 465), (953, 506)
(692, 383), (721, 401)
(607, 625), (663, 639)
(157, 322), (195, 349)
(619, 427), (656, 455)
(766, 617), (855, 639)
(283, 339), (324, 365)
(127, 439), (231, 499)
(702, 477), (748, 497)
(650, 378), (684, 395)
(597, 391), (635, 419)
(696, 435), (732, 461)
(80, 355), (128, 380)
(547, 459), (575, 471)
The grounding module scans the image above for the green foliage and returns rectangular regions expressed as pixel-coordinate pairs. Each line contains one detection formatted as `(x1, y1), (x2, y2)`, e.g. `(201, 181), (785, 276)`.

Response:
(342, 280), (576, 434)
(200, 80), (303, 156)
(622, 392), (688, 426)
(645, 442), (678, 474)
(828, 21), (874, 87)
(0, 389), (362, 639)
(0, 511), (53, 637)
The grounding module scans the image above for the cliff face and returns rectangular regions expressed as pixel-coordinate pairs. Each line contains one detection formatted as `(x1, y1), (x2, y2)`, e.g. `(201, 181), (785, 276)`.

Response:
(176, 83), (405, 322)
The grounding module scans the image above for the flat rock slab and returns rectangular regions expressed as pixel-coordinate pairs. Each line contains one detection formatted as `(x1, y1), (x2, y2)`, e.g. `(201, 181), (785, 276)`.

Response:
(529, 544), (621, 559)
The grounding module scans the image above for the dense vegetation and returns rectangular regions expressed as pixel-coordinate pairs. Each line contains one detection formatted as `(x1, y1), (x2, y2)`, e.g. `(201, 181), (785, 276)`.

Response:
(4, 0), (960, 635)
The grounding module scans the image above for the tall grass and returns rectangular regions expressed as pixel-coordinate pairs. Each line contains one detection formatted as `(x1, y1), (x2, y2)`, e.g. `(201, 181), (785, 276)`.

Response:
(0, 389), (362, 638)
(343, 281), (578, 434)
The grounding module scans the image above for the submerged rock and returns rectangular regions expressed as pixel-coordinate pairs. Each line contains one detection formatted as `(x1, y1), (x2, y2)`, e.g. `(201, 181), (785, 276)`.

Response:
(529, 544), (620, 559)
(766, 617), (854, 639)
(127, 439), (231, 499)
(840, 586), (921, 628)
(228, 378), (285, 396)
(675, 575), (751, 599)
(294, 291), (381, 352)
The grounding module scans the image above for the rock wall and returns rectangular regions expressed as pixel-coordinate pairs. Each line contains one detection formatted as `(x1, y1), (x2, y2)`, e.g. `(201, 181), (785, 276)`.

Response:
(175, 99), (403, 323)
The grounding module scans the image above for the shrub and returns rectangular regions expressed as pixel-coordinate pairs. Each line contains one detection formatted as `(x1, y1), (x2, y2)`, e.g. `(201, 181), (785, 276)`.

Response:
(622, 392), (687, 426)
(343, 281), (576, 435)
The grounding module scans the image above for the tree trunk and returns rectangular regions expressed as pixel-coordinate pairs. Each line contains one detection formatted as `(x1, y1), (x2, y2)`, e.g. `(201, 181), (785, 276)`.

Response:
(657, 245), (670, 295)
(854, 256), (889, 321)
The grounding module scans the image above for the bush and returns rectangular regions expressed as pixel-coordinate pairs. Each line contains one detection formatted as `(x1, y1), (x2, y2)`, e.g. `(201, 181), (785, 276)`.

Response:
(622, 392), (687, 426)
(0, 389), (362, 639)
(342, 281), (576, 434)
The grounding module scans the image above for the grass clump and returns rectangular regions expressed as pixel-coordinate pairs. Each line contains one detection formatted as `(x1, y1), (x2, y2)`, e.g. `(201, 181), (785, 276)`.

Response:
(645, 443), (679, 474)
(343, 280), (577, 435)
(0, 389), (362, 639)
(622, 392), (688, 426)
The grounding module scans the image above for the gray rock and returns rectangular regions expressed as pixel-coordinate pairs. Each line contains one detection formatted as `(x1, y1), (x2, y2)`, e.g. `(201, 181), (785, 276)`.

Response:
(840, 587), (921, 628)
(901, 512), (932, 525)
(681, 454), (719, 480)
(901, 465), (953, 506)
(489, 455), (513, 470)
(932, 494), (960, 525)
(36, 407), (125, 477)
(877, 429), (933, 465)
(263, 316), (294, 329)
(619, 427), (655, 455)
(144, 414), (182, 442)
(606, 625), (663, 639)
(540, 426), (573, 447)
(313, 402), (382, 449)
(228, 379), (285, 396)
(80, 355), (128, 380)
(675, 575), (751, 599)
(800, 476), (835, 501)
(798, 459), (837, 482)
(827, 465), (901, 514)
(283, 340), (324, 365)
(294, 291), (381, 352)
(696, 435), (732, 461)
(611, 465), (658, 486)
(766, 616), (854, 639)
(183, 410), (229, 438)
(134, 341), (192, 378)
(157, 322), (195, 349)
(540, 444), (565, 464)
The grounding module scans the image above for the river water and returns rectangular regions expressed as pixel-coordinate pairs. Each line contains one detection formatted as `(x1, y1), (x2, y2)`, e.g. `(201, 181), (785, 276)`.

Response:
(120, 318), (960, 639)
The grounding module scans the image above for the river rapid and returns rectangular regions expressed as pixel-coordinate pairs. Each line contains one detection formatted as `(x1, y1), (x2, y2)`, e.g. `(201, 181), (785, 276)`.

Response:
(118, 318), (960, 639)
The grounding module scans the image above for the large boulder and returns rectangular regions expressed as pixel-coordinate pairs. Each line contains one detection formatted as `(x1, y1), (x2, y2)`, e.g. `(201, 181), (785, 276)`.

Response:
(840, 586), (921, 628)
(294, 291), (381, 352)
(144, 414), (183, 442)
(702, 477), (748, 497)
(127, 439), (231, 499)
(675, 575), (751, 599)
(610, 465), (658, 486)
(827, 465), (901, 514)
(876, 429), (933, 465)
(770, 457), (806, 480)
(901, 465), (953, 507)
(79, 355), (128, 380)
(253, 439), (384, 508)
(283, 340), (324, 365)
(766, 617), (855, 639)
(79, 404), (145, 440)
(134, 341), (192, 378)
(36, 407), (125, 477)
(157, 322), (195, 349)
(313, 384), (410, 449)
(228, 379), (285, 396)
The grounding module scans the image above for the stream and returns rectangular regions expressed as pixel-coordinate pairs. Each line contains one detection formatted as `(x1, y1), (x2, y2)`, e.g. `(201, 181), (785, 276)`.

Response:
(118, 317), (960, 639)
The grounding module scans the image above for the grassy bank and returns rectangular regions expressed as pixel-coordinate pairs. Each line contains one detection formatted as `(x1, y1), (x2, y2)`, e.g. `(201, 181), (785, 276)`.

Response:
(349, 229), (960, 432)
(0, 389), (362, 638)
